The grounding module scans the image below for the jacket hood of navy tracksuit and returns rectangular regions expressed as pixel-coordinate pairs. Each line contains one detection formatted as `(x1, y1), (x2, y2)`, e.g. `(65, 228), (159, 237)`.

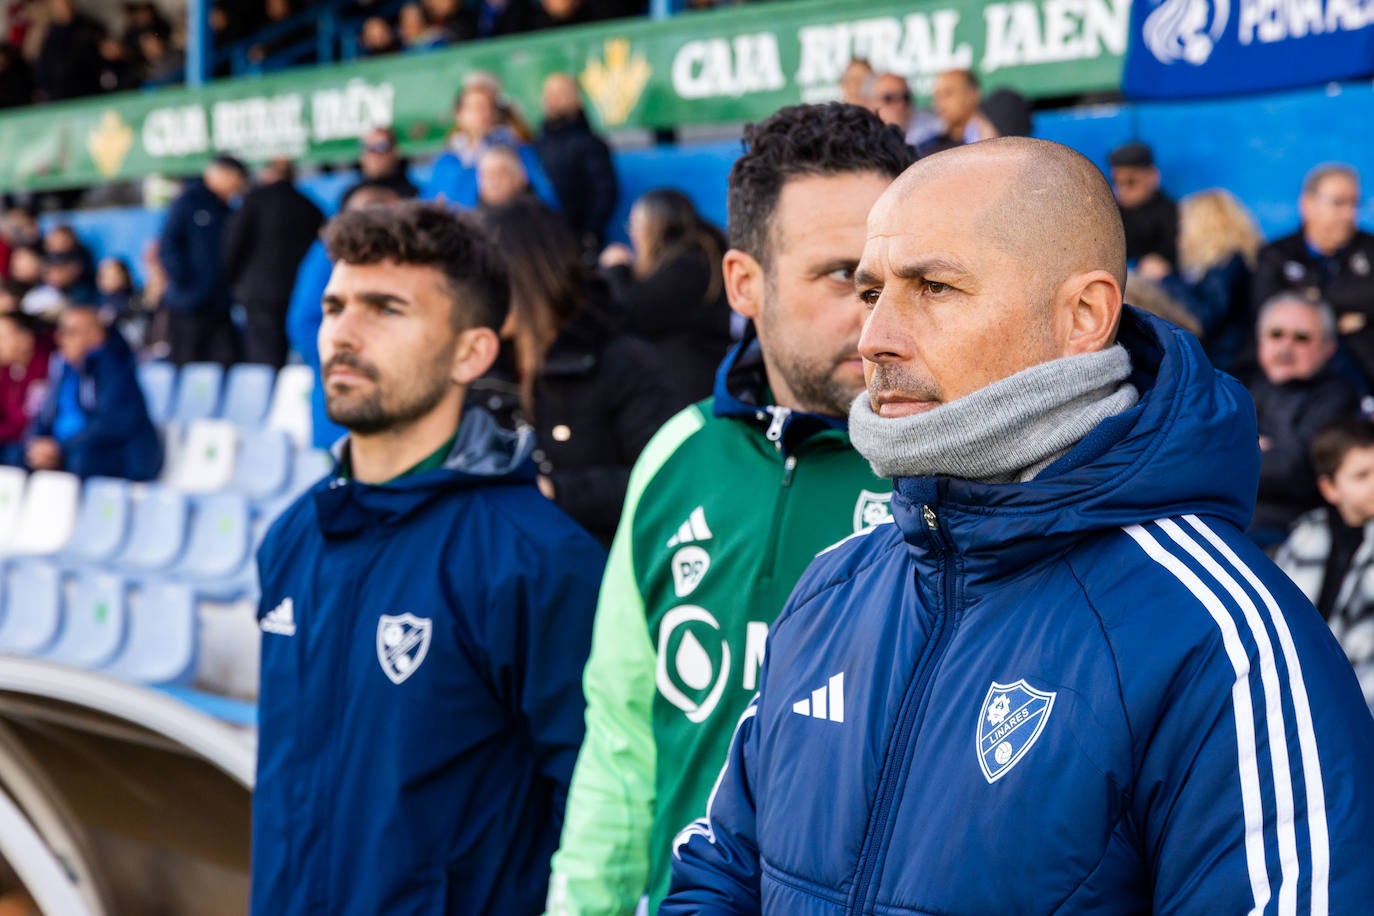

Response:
(252, 406), (606, 915)
(664, 308), (1374, 914)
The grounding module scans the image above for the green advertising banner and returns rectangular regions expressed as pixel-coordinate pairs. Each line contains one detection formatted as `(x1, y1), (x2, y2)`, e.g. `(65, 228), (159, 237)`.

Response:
(0, 0), (1128, 191)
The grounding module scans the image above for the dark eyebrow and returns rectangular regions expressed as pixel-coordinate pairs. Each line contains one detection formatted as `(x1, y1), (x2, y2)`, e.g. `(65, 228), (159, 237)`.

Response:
(854, 266), (883, 289)
(891, 256), (972, 283)
(812, 258), (859, 278)
(321, 290), (412, 310)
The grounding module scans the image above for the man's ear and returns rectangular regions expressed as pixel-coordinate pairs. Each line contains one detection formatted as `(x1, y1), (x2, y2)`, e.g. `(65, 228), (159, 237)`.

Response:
(1318, 474), (1340, 508)
(723, 248), (764, 321)
(451, 326), (500, 385)
(1061, 270), (1123, 356)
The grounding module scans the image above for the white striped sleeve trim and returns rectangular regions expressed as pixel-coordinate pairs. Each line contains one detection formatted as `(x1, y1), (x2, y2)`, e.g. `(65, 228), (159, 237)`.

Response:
(1156, 518), (1300, 915)
(1123, 523), (1271, 914)
(1124, 517), (1331, 916)
(1184, 514), (1329, 916)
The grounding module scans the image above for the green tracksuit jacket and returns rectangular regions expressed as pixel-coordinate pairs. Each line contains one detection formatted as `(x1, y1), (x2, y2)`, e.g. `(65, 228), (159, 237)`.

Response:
(547, 337), (890, 914)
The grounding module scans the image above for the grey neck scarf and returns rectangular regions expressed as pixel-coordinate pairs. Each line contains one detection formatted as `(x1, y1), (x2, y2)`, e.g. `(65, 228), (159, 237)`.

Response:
(848, 345), (1138, 484)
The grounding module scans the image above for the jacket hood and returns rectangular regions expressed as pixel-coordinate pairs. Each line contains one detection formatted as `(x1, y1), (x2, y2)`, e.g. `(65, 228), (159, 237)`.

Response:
(315, 406), (536, 537)
(712, 322), (848, 454)
(891, 307), (1259, 579)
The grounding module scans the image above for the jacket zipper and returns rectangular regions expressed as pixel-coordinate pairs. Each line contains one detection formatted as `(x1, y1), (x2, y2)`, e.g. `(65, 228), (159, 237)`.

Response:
(848, 503), (959, 915)
(757, 453), (799, 581)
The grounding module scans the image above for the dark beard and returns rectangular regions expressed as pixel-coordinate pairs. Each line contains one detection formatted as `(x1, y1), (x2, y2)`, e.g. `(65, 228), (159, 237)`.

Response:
(324, 350), (453, 435)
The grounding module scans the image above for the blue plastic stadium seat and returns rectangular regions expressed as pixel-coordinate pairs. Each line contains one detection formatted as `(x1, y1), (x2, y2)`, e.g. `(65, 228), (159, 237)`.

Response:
(137, 361), (177, 425)
(232, 429), (292, 504)
(110, 486), (189, 573)
(60, 477), (132, 566)
(221, 364), (276, 428)
(172, 492), (251, 584)
(104, 579), (198, 686)
(258, 448), (333, 524)
(44, 569), (127, 669)
(0, 561), (62, 655)
(169, 362), (224, 422)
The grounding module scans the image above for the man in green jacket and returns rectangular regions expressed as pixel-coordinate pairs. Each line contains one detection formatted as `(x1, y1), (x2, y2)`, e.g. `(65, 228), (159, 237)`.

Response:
(547, 103), (915, 915)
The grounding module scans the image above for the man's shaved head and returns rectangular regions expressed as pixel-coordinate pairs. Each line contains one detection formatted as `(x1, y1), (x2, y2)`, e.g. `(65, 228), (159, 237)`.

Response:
(857, 136), (1128, 414)
(881, 137), (1126, 292)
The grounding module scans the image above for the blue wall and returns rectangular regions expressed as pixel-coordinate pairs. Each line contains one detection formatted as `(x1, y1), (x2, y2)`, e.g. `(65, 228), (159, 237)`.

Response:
(1035, 81), (1374, 240)
(43, 81), (1374, 286)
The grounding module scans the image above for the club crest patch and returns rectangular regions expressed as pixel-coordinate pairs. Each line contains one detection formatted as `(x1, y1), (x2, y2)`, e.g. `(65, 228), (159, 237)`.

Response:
(852, 489), (894, 533)
(976, 679), (1056, 783)
(376, 613), (432, 685)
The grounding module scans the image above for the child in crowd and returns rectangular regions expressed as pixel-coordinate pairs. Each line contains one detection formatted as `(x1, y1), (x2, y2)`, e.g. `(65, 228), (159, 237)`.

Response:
(1275, 417), (1374, 704)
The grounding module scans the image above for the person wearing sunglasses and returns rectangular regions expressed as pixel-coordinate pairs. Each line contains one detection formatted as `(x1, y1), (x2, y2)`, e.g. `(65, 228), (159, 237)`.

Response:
(871, 72), (943, 151)
(1108, 140), (1178, 271)
(345, 125), (419, 200)
(1246, 292), (1362, 547)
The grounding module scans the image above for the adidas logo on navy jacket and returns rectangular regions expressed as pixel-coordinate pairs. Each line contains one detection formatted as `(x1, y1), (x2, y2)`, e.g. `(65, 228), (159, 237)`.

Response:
(663, 310), (1374, 914)
(252, 409), (605, 915)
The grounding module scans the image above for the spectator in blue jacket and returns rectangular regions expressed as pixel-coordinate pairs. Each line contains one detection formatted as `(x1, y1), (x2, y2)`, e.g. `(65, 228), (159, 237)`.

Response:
(422, 79), (559, 210)
(254, 201), (605, 915)
(286, 179), (403, 450)
(158, 154), (248, 366)
(666, 138), (1374, 914)
(26, 305), (161, 480)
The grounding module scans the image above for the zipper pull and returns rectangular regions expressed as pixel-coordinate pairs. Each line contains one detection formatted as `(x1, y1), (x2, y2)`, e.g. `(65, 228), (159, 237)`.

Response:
(922, 505), (938, 530)
(764, 406), (791, 445)
(782, 454), (797, 486)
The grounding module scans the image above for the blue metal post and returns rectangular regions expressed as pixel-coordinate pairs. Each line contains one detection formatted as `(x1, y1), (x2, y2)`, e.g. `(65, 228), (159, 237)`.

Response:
(186, 0), (212, 88)
(318, 10), (337, 67)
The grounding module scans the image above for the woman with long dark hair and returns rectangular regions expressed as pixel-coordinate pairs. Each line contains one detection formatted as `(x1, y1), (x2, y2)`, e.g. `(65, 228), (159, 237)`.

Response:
(475, 198), (676, 544)
(599, 188), (734, 409)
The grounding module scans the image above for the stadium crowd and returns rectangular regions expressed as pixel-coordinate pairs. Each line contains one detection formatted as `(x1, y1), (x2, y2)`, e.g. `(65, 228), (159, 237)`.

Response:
(0, 0), (683, 104)
(2, 40), (1374, 912)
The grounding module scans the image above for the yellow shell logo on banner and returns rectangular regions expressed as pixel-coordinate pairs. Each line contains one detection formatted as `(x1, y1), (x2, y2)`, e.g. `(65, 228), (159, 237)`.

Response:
(87, 109), (136, 178)
(580, 39), (651, 128)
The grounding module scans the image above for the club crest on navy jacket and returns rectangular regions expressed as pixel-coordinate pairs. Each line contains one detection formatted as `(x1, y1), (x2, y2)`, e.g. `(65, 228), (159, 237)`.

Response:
(252, 407), (606, 915)
(664, 309), (1374, 915)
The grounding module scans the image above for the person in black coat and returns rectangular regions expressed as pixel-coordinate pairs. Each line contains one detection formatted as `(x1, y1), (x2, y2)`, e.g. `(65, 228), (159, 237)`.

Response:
(1253, 163), (1374, 385)
(1245, 293), (1362, 548)
(1109, 141), (1179, 268)
(33, 0), (106, 101)
(473, 199), (676, 545)
(224, 157), (325, 367)
(536, 73), (618, 254)
(342, 126), (419, 202)
(159, 155), (249, 366)
(599, 188), (733, 411)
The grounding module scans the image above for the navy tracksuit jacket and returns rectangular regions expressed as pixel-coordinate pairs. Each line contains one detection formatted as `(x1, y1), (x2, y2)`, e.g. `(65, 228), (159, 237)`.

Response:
(665, 309), (1374, 914)
(252, 408), (606, 914)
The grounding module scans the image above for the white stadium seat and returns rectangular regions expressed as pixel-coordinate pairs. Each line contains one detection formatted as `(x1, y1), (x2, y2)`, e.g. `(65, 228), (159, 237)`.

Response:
(0, 467), (27, 556)
(8, 470), (80, 556)
(264, 364), (314, 448)
(169, 420), (238, 494)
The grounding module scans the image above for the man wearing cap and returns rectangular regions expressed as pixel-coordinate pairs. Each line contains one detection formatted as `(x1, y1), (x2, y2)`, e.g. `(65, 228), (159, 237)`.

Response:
(1109, 140), (1178, 270)
(159, 154), (249, 366)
